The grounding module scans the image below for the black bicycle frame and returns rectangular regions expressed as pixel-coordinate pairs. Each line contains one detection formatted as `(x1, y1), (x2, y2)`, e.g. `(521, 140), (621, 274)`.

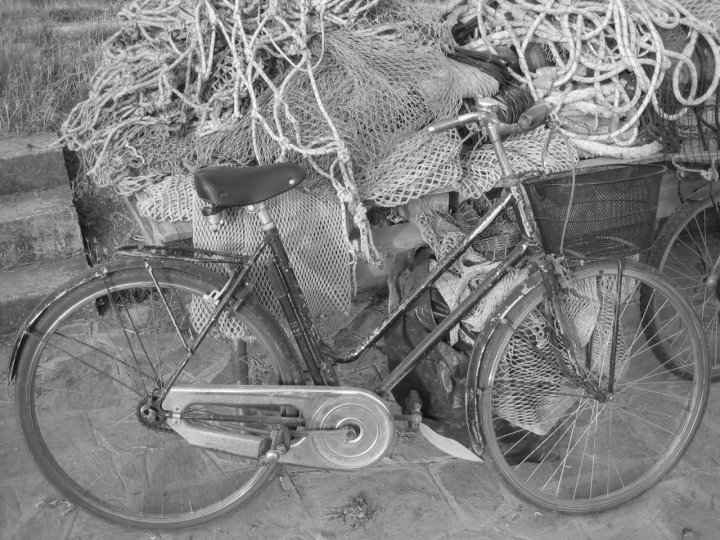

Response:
(252, 188), (539, 397)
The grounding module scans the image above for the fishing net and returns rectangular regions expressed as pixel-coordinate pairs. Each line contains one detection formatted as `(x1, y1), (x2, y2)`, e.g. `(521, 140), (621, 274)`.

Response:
(494, 275), (634, 436)
(190, 295), (251, 342)
(60, 0), (500, 264)
(192, 184), (352, 319)
(135, 175), (195, 222)
(459, 127), (578, 199)
(185, 183), (351, 340)
(358, 130), (463, 207)
(60, 0), (507, 314)
(681, 0), (720, 25)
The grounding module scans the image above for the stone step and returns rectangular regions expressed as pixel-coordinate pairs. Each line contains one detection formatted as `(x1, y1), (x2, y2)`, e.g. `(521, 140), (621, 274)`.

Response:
(0, 185), (85, 270)
(0, 255), (89, 339)
(0, 133), (68, 195)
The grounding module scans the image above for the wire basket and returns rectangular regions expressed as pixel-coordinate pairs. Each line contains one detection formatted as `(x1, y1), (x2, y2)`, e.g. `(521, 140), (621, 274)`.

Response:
(524, 165), (666, 260)
(653, 87), (720, 166)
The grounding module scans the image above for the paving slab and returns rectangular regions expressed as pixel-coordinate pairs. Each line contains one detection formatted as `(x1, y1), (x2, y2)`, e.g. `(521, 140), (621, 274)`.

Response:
(288, 465), (462, 539)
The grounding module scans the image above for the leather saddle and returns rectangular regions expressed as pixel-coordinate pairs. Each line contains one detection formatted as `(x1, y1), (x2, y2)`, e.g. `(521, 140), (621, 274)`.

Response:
(194, 163), (307, 208)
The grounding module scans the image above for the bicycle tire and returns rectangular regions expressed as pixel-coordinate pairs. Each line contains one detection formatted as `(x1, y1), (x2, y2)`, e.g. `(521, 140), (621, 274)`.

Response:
(467, 261), (709, 513)
(645, 198), (720, 379)
(15, 259), (303, 529)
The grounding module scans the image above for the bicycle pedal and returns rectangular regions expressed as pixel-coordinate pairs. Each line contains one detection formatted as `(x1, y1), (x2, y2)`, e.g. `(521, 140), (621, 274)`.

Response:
(403, 389), (423, 429)
(393, 412), (423, 431)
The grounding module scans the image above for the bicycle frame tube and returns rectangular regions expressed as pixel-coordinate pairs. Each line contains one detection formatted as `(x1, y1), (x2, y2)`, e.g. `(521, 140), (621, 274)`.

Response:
(234, 180), (541, 397)
(375, 238), (530, 397)
(250, 190), (529, 395)
(254, 203), (339, 386)
(325, 189), (518, 363)
(157, 239), (268, 404)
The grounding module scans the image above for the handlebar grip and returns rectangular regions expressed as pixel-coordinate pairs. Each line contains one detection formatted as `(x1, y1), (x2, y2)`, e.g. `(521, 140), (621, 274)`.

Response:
(427, 116), (464, 134)
(516, 102), (553, 133)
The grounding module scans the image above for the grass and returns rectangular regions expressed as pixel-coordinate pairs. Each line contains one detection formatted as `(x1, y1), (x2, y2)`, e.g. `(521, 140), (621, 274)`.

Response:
(0, 0), (136, 264)
(0, 0), (119, 135)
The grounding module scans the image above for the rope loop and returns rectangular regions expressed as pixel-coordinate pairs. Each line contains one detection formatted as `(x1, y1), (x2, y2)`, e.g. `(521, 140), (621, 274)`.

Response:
(474, 0), (720, 155)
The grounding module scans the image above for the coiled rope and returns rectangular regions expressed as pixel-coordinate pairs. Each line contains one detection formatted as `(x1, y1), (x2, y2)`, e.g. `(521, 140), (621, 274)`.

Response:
(472, 0), (720, 155)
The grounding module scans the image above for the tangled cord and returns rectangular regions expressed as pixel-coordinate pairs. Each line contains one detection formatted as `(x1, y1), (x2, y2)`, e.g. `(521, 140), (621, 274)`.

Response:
(472, 0), (720, 151)
(59, 0), (496, 266)
(60, 0), (383, 263)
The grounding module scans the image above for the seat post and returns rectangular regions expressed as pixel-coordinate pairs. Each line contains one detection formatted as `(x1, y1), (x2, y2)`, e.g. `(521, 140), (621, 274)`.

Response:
(248, 201), (276, 232)
(248, 201), (338, 385)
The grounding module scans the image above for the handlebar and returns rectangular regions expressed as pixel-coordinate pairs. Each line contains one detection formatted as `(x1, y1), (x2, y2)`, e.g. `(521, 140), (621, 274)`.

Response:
(426, 112), (485, 134)
(427, 101), (553, 137)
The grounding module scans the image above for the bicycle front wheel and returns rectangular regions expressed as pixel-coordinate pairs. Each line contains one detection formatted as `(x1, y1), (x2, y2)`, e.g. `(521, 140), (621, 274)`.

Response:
(15, 260), (302, 529)
(646, 198), (720, 378)
(468, 261), (708, 513)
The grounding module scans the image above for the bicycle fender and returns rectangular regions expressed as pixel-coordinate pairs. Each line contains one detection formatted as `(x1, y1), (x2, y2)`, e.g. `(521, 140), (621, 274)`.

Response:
(7, 257), (228, 382)
(464, 269), (544, 456)
(685, 182), (720, 202)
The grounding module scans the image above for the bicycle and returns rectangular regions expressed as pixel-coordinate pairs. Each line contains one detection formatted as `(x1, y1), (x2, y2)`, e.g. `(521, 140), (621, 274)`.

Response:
(644, 89), (720, 378)
(8, 99), (709, 529)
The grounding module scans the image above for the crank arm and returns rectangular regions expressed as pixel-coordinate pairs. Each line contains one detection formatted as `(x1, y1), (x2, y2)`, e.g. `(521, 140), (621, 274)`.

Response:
(163, 385), (395, 470)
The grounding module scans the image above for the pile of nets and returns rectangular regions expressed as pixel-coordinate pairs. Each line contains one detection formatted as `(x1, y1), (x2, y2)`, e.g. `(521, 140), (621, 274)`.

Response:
(60, 0), (506, 314)
(59, 0), (720, 319)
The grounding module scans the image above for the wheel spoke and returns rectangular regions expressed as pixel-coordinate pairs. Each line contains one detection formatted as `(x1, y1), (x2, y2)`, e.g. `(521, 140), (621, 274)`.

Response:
(17, 267), (299, 527)
(654, 203), (720, 378)
(477, 262), (707, 512)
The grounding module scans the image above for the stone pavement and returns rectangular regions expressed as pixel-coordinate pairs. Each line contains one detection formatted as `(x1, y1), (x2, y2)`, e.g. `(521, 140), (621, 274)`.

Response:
(2, 293), (720, 540)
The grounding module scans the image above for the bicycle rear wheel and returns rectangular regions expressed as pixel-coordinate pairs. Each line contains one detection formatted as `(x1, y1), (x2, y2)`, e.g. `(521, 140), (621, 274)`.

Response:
(15, 260), (302, 529)
(467, 261), (708, 513)
(646, 198), (720, 378)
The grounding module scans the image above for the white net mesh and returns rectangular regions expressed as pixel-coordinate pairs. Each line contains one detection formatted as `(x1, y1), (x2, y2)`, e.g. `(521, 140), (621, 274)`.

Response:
(459, 127), (578, 199)
(190, 295), (251, 342)
(680, 0), (720, 25)
(358, 130), (463, 207)
(192, 185), (352, 317)
(135, 175), (195, 222)
(494, 275), (634, 436)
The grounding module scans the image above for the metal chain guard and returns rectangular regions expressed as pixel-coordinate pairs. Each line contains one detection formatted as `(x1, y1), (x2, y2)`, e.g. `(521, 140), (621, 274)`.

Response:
(163, 385), (395, 470)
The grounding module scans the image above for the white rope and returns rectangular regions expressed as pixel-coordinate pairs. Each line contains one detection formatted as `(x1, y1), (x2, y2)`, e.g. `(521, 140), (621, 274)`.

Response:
(471, 0), (720, 154)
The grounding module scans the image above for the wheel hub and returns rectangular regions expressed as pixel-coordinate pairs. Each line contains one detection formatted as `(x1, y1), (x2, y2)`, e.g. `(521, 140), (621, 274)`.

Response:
(136, 395), (169, 431)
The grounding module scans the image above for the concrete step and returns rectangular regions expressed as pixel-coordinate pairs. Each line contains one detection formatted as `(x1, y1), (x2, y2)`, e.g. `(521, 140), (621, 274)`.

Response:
(0, 255), (89, 339)
(0, 185), (85, 270)
(0, 133), (68, 195)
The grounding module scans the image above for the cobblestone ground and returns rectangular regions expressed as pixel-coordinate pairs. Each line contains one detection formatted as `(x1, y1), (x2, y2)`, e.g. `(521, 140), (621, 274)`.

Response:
(2, 292), (720, 540)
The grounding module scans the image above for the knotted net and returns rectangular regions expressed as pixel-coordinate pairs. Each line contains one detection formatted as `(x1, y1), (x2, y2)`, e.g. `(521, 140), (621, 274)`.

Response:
(460, 127), (578, 198)
(60, 0), (502, 315)
(494, 274), (635, 436)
